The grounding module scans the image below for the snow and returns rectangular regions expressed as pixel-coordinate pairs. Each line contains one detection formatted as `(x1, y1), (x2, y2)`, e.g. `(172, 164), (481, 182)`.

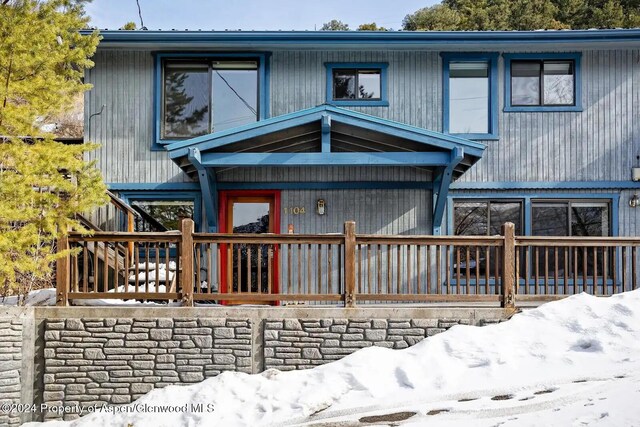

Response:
(0, 288), (57, 306)
(0, 263), (179, 307)
(24, 289), (640, 426)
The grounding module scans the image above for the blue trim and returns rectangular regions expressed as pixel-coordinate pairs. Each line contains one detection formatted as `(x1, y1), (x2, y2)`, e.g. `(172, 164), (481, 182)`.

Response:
(448, 191), (619, 236)
(188, 148), (218, 232)
(324, 62), (389, 107)
(441, 52), (499, 140)
(264, 52), (271, 119)
(503, 53), (582, 112)
(433, 147), (463, 234)
(153, 52), (270, 149)
(321, 113), (331, 153)
(117, 190), (203, 232)
(451, 180), (640, 190)
(167, 104), (486, 160)
(107, 182), (200, 191)
(87, 29), (640, 46)
(199, 151), (452, 167)
(216, 181), (432, 190)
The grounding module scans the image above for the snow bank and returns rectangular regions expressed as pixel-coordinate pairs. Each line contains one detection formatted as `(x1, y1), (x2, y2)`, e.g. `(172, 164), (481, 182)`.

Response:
(25, 290), (640, 426)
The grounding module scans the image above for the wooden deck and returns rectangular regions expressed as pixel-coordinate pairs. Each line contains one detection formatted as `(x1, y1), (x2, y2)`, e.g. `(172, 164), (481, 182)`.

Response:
(55, 220), (640, 307)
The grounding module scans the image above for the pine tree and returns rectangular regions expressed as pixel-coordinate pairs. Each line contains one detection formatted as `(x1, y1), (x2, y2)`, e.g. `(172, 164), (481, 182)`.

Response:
(0, 0), (107, 303)
(403, 0), (639, 30)
(357, 23), (389, 31)
(320, 20), (350, 31)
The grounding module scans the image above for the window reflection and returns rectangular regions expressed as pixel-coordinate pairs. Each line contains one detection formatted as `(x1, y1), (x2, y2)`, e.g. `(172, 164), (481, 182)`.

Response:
(532, 201), (609, 279)
(162, 60), (258, 139)
(130, 200), (194, 232)
(543, 61), (574, 105)
(454, 201), (522, 279)
(449, 62), (489, 134)
(512, 62), (540, 105)
(510, 60), (574, 107)
(163, 63), (209, 138)
(332, 68), (381, 100)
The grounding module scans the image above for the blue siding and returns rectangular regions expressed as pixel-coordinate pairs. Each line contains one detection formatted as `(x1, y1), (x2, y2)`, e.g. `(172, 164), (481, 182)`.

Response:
(85, 46), (640, 236)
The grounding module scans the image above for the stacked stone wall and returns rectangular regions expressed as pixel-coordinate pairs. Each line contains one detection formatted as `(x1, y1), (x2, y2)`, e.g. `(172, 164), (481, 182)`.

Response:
(264, 318), (473, 370)
(43, 318), (252, 421)
(0, 318), (23, 427)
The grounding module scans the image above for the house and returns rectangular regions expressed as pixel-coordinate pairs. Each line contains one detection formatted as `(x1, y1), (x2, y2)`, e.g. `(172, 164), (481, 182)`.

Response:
(21, 29), (640, 421)
(72, 29), (640, 303)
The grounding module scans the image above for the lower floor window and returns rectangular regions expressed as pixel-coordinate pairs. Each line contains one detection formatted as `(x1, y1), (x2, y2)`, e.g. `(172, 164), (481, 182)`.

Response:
(453, 198), (612, 283)
(532, 201), (609, 237)
(454, 199), (611, 238)
(454, 200), (522, 236)
(130, 199), (195, 232)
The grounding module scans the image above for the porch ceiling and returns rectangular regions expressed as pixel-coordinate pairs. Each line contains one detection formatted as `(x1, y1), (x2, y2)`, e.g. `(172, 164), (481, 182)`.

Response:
(166, 105), (486, 180)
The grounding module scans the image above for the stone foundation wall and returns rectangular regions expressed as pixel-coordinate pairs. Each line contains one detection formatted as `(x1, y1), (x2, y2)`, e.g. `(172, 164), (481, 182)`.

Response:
(0, 318), (23, 427)
(0, 306), (506, 423)
(264, 318), (474, 370)
(43, 318), (252, 421)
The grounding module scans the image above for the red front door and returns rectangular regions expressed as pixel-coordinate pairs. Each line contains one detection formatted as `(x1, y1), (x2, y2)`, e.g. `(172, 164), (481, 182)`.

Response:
(219, 191), (280, 298)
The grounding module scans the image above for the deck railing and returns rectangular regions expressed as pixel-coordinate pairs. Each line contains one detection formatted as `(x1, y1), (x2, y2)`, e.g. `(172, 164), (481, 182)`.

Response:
(55, 220), (639, 307)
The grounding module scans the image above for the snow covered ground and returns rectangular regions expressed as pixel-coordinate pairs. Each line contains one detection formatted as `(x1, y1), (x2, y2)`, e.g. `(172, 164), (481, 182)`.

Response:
(23, 289), (640, 426)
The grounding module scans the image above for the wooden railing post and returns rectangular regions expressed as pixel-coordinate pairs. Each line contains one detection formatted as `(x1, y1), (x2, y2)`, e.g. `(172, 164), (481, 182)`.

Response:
(127, 211), (135, 262)
(56, 234), (70, 306)
(180, 219), (195, 307)
(344, 221), (356, 308)
(501, 222), (516, 308)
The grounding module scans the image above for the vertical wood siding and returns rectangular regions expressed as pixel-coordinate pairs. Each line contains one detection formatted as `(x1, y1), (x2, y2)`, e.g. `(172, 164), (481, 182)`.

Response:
(460, 49), (639, 182)
(279, 189), (431, 296)
(84, 50), (192, 184)
(270, 50), (441, 131)
(86, 49), (638, 185)
(281, 189), (431, 235)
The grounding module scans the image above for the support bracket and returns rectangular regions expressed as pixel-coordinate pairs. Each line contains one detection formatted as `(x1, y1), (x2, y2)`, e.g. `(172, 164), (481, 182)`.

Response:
(188, 147), (218, 232)
(432, 147), (464, 235)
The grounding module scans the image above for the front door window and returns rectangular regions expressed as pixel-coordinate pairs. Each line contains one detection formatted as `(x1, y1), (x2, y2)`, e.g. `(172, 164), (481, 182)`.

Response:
(222, 193), (279, 295)
(231, 200), (271, 293)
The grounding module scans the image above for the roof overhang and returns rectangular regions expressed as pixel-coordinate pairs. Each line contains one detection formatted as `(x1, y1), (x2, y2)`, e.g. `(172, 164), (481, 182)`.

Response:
(165, 105), (485, 234)
(166, 104), (484, 180)
(84, 29), (640, 51)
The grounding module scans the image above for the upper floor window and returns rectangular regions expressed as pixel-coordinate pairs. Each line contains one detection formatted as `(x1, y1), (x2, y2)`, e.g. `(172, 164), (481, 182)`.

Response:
(325, 63), (388, 107)
(162, 59), (258, 139)
(504, 53), (582, 112)
(154, 53), (269, 149)
(442, 53), (499, 140)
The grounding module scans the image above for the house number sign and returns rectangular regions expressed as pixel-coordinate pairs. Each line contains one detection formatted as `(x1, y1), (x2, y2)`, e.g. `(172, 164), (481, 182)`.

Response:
(284, 206), (306, 215)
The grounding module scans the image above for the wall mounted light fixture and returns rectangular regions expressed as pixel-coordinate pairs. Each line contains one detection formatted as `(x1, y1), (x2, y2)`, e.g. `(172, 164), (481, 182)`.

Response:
(316, 199), (326, 215)
(630, 194), (639, 208)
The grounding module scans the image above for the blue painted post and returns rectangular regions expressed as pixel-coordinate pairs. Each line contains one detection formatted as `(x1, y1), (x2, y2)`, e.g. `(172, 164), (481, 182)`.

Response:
(321, 113), (331, 153)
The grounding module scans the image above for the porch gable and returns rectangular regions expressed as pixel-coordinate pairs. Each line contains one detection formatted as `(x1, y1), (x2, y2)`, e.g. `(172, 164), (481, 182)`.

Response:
(165, 105), (485, 234)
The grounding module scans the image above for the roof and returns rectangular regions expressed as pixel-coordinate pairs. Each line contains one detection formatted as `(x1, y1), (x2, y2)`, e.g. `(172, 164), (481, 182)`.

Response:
(166, 104), (485, 179)
(84, 29), (640, 50)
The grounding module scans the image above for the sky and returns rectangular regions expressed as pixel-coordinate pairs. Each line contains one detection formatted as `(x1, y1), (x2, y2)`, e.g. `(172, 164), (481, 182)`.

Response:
(85, 0), (438, 31)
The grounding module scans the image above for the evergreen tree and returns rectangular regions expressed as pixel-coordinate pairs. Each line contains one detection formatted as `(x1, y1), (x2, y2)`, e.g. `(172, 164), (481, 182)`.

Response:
(120, 21), (137, 30)
(357, 22), (389, 31)
(163, 71), (209, 137)
(320, 20), (350, 31)
(403, 0), (640, 30)
(0, 0), (107, 303)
